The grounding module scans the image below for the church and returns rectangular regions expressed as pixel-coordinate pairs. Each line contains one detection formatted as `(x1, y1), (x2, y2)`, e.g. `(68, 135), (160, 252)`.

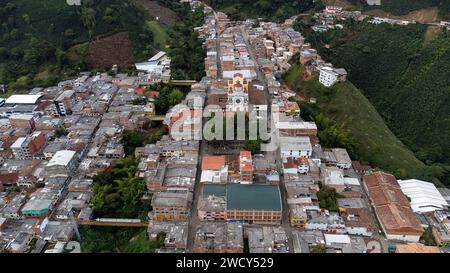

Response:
(226, 73), (249, 112)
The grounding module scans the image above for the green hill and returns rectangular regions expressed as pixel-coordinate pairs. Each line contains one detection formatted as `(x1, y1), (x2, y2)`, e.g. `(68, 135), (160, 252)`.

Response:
(293, 17), (450, 185)
(0, 0), (158, 91)
(283, 63), (438, 183)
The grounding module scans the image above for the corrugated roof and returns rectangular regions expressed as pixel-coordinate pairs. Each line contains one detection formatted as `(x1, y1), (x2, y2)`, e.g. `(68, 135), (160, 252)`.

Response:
(226, 184), (281, 211)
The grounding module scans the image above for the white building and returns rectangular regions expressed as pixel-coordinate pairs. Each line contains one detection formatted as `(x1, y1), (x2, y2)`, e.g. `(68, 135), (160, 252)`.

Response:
(398, 179), (448, 213)
(279, 136), (312, 160)
(324, 233), (351, 247)
(45, 150), (77, 176)
(319, 67), (347, 87)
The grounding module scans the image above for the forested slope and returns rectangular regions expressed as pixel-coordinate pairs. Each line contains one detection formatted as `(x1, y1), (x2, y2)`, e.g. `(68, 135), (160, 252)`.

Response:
(0, 0), (156, 92)
(292, 18), (450, 186)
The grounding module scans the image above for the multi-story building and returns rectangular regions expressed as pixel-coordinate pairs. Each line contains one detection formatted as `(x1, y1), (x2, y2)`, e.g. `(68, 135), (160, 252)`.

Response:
(199, 184), (282, 224)
(193, 222), (243, 253)
(226, 184), (282, 224)
(239, 151), (253, 184)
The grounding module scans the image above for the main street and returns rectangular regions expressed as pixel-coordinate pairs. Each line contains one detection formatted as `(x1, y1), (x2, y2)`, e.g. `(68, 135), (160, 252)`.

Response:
(240, 23), (294, 252)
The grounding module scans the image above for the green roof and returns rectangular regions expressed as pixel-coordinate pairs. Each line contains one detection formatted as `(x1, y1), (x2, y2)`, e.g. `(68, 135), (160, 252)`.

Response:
(203, 184), (226, 196)
(226, 184), (282, 211)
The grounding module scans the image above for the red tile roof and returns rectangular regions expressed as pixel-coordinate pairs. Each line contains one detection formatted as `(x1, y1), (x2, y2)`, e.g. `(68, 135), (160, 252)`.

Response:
(202, 156), (226, 171)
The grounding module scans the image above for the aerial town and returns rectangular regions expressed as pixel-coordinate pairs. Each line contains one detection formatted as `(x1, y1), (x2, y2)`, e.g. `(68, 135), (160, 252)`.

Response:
(0, 0), (449, 254)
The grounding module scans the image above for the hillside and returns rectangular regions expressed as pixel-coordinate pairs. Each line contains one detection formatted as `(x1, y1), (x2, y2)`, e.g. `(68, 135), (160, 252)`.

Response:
(205, 0), (316, 22)
(347, 0), (450, 19)
(283, 63), (438, 183)
(0, 0), (160, 92)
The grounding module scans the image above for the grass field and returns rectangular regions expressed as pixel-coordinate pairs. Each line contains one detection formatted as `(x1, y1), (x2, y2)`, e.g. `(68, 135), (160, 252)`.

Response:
(284, 64), (425, 178)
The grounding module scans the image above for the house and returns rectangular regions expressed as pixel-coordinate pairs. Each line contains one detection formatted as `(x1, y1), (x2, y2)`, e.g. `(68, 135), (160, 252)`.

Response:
(395, 242), (440, 253)
(248, 80), (268, 118)
(321, 166), (345, 193)
(200, 183), (283, 224)
(275, 121), (317, 137)
(363, 172), (423, 242)
(332, 148), (352, 169)
(325, 6), (343, 14)
(147, 221), (188, 250)
(279, 136), (312, 160)
(283, 157), (310, 175)
(431, 210), (450, 247)
(200, 155), (228, 183)
(150, 189), (193, 222)
(45, 150), (77, 176)
(306, 211), (346, 233)
(54, 90), (76, 116)
(299, 49), (317, 65)
(245, 226), (289, 253)
(0, 194), (26, 219)
(193, 222), (243, 253)
(239, 151), (253, 183)
(324, 234), (367, 253)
